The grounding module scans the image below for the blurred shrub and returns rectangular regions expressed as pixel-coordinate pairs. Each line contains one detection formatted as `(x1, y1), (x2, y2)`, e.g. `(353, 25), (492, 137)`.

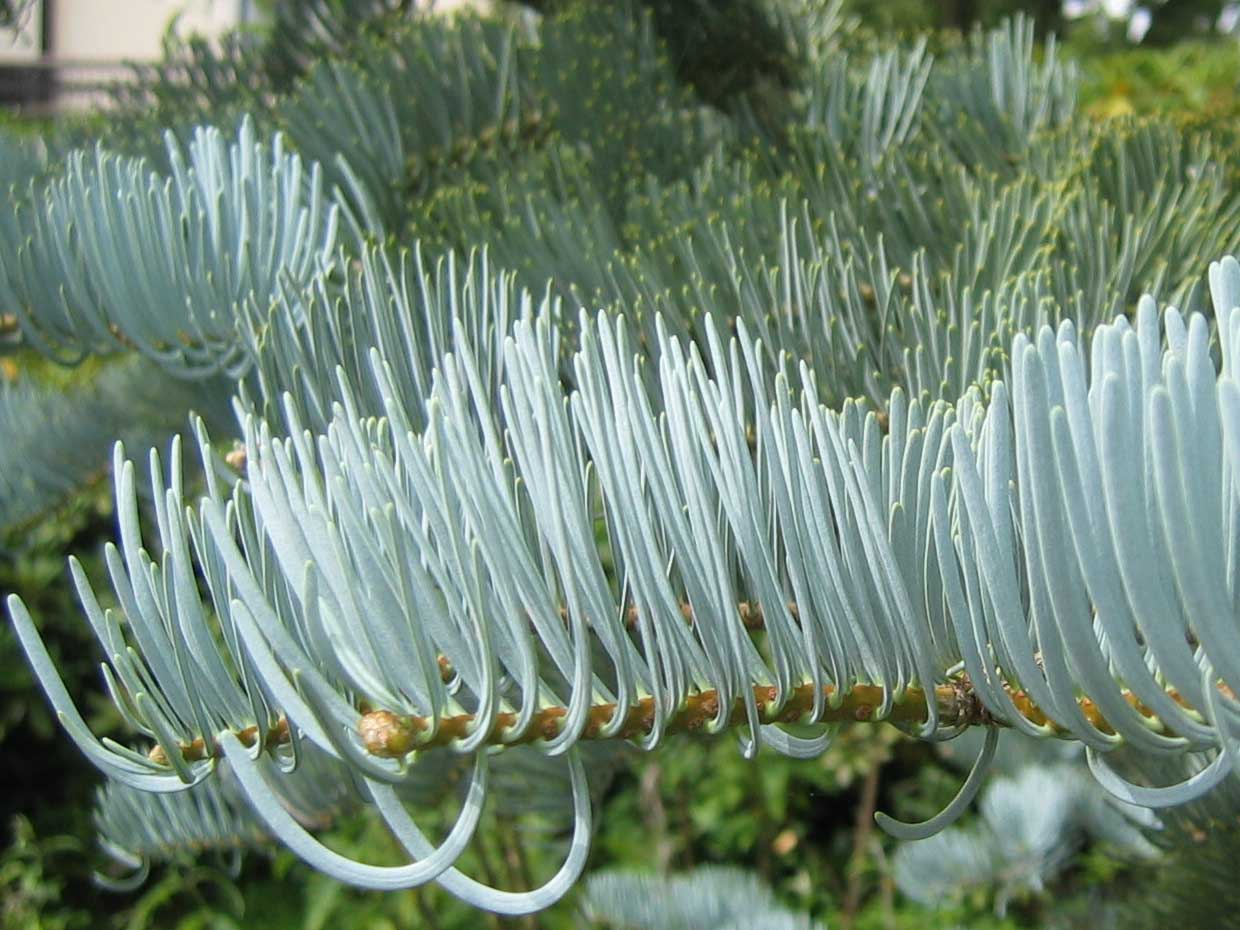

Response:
(1076, 39), (1240, 121)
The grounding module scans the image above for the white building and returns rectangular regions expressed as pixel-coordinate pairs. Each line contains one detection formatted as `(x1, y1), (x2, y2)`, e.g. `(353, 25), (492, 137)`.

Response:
(0, 1), (248, 108)
(0, 0), (477, 109)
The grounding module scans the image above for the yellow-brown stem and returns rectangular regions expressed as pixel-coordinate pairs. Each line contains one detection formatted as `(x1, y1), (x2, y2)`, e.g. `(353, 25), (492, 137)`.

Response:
(147, 717), (290, 765)
(355, 674), (1180, 758)
(148, 676), (1205, 767)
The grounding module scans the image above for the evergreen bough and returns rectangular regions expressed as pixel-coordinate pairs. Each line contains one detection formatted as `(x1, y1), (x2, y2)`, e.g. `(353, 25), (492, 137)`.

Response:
(4, 0), (1240, 917)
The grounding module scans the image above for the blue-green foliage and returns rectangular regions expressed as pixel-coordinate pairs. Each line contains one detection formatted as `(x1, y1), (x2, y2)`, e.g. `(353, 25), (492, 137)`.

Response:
(0, 360), (234, 528)
(893, 731), (1158, 915)
(582, 867), (825, 930)
(4, 0), (1240, 923)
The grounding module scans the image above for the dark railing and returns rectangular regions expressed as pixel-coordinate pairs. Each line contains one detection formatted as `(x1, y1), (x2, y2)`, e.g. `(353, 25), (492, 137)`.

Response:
(0, 57), (132, 111)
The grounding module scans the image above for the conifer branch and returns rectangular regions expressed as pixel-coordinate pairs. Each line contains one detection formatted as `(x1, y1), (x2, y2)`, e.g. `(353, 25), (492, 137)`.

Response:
(142, 676), (1218, 766)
